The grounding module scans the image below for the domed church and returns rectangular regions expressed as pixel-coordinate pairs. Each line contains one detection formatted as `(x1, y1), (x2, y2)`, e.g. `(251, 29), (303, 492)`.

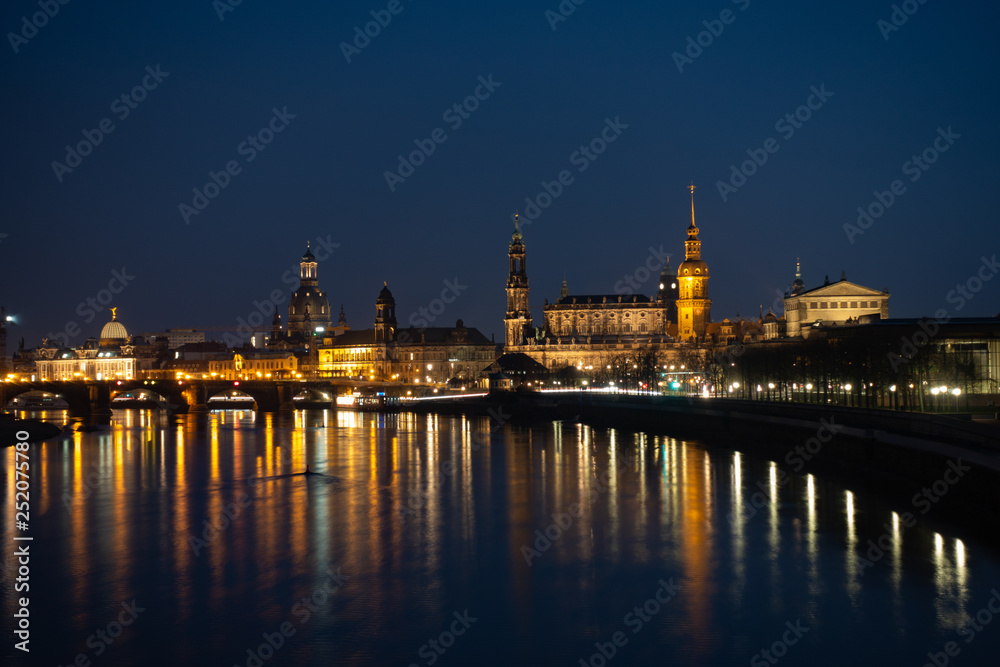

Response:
(287, 242), (332, 337)
(99, 307), (129, 347)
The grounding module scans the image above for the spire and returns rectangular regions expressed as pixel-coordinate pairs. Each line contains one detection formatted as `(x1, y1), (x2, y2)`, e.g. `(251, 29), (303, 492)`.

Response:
(841, 270), (847, 281)
(560, 276), (569, 299)
(512, 211), (522, 241)
(110, 307), (117, 321)
(795, 258), (801, 280)
(688, 181), (698, 231)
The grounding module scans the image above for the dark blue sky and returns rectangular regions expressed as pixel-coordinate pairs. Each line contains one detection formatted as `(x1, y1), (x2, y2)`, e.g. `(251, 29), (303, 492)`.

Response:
(2, 0), (998, 346)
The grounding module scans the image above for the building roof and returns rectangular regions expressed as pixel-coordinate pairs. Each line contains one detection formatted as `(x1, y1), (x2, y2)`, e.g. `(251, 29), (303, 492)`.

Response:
(483, 352), (549, 375)
(791, 278), (888, 299)
(100, 319), (128, 341)
(323, 325), (493, 347)
(554, 294), (651, 306)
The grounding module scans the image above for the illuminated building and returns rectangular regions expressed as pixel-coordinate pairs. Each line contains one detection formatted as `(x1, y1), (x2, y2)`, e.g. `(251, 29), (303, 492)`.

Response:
(207, 350), (299, 380)
(316, 283), (497, 384)
(675, 184), (712, 342)
(269, 242), (333, 344)
(782, 267), (890, 338)
(501, 192), (704, 370)
(34, 310), (159, 381)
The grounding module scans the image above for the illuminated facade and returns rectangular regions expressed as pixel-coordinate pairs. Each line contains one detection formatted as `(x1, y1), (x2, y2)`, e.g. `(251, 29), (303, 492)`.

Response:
(207, 350), (299, 380)
(316, 284), (497, 384)
(34, 310), (157, 381)
(676, 184), (711, 342)
(502, 195), (704, 370)
(783, 269), (890, 338)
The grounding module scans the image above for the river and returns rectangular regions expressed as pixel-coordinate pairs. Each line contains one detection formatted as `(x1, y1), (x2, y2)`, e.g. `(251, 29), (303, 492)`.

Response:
(2, 409), (998, 666)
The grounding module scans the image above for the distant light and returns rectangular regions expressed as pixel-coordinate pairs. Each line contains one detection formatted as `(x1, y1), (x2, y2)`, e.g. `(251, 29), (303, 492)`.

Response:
(315, 326), (324, 332)
(952, 388), (961, 396)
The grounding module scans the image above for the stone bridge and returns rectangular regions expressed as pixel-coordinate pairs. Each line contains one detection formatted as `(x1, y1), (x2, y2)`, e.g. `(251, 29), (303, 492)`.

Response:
(0, 379), (354, 414)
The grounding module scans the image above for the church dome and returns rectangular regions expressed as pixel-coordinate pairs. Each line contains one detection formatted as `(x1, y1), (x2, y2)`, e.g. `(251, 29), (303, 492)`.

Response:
(377, 282), (394, 305)
(677, 259), (710, 278)
(100, 311), (128, 342)
(289, 288), (331, 328)
(302, 246), (315, 262)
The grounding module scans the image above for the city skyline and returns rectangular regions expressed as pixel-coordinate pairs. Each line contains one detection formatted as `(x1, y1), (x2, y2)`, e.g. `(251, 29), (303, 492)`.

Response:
(2, 1), (998, 349)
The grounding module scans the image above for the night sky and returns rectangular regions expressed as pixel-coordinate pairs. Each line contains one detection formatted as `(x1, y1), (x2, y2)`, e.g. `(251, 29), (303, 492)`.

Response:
(2, 0), (998, 347)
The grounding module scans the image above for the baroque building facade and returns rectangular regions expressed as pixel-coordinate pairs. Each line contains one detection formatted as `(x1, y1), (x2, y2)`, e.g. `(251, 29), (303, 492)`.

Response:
(782, 268), (890, 338)
(502, 190), (713, 371)
(316, 283), (498, 384)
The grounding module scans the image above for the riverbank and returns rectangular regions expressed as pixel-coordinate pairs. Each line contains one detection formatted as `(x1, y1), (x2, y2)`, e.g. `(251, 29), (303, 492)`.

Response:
(0, 413), (63, 446)
(407, 391), (1000, 543)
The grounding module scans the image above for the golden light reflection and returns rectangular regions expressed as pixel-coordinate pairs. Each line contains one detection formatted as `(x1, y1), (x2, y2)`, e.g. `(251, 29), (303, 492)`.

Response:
(845, 491), (860, 602)
(768, 461), (780, 614)
(806, 474), (821, 602)
(731, 451), (745, 607)
(679, 444), (715, 659)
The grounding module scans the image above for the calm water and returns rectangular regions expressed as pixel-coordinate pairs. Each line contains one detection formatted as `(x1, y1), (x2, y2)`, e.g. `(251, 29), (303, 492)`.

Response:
(3, 409), (1000, 666)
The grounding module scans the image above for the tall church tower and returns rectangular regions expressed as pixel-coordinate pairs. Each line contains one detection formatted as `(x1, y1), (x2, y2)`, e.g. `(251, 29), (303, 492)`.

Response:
(374, 283), (397, 343)
(676, 184), (711, 342)
(655, 256), (679, 324)
(504, 214), (532, 348)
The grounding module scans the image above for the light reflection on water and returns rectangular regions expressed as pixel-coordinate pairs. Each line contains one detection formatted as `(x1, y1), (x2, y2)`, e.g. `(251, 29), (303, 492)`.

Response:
(2, 408), (998, 666)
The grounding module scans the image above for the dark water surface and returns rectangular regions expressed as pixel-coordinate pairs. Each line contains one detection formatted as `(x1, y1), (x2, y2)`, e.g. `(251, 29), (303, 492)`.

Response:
(3, 409), (1000, 666)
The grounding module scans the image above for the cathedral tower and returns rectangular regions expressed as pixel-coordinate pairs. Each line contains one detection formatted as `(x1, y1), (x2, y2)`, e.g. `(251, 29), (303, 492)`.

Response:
(375, 283), (397, 343)
(676, 184), (711, 342)
(504, 214), (532, 348)
(655, 256), (679, 325)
